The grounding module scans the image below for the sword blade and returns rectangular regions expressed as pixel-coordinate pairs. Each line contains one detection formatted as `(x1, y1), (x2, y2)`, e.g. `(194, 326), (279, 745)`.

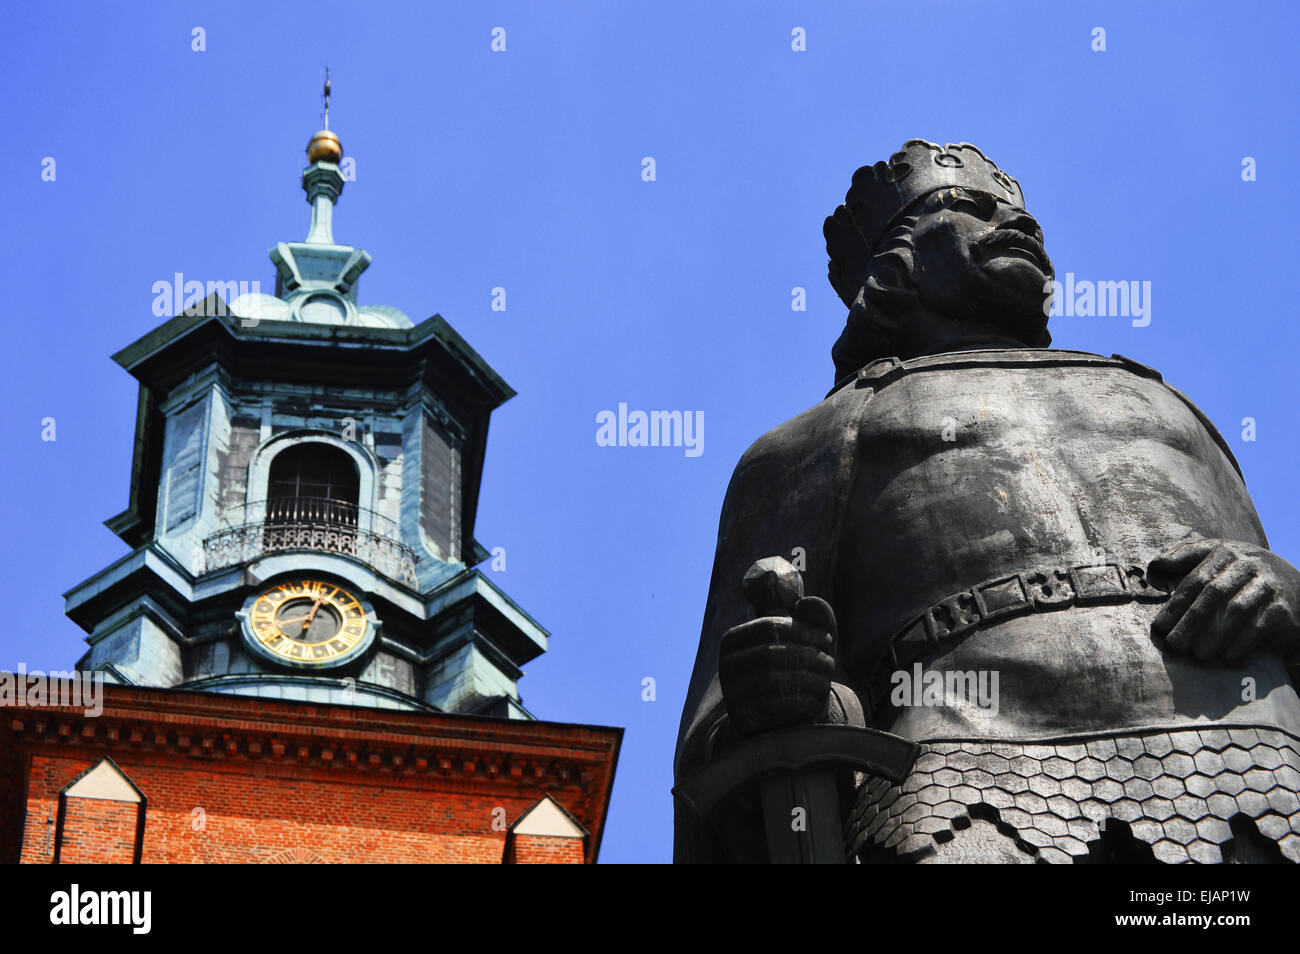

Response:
(760, 767), (844, 863)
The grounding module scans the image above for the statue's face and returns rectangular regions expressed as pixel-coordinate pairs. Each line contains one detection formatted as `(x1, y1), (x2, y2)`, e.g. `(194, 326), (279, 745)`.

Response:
(909, 187), (1053, 336)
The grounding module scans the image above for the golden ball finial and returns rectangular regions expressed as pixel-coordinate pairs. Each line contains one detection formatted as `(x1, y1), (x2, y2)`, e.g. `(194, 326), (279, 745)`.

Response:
(307, 129), (343, 164)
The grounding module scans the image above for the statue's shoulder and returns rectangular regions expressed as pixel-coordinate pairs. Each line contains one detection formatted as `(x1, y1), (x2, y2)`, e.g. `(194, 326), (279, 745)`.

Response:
(733, 383), (864, 478)
(731, 349), (1243, 483)
(852, 348), (1158, 388)
(716, 384), (865, 607)
(1075, 350), (1244, 482)
(843, 348), (1247, 482)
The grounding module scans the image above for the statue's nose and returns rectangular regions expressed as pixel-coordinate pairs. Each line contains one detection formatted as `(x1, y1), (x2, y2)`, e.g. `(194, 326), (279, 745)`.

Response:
(995, 209), (1045, 245)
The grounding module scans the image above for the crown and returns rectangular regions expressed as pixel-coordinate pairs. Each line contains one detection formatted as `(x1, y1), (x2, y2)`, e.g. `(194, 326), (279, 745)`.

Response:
(824, 140), (1025, 306)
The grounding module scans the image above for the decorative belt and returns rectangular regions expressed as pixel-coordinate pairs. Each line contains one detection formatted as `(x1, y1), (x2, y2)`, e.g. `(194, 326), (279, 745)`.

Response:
(862, 560), (1171, 702)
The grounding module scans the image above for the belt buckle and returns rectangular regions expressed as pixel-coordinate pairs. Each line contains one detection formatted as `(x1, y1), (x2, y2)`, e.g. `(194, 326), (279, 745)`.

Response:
(927, 591), (981, 641)
(890, 616), (936, 668)
(971, 573), (1034, 623)
(1122, 563), (1170, 603)
(1025, 567), (1074, 608)
(1069, 562), (1129, 605)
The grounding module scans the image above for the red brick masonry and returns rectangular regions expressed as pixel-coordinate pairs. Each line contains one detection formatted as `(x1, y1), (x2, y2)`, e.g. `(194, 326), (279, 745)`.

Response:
(0, 682), (621, 864)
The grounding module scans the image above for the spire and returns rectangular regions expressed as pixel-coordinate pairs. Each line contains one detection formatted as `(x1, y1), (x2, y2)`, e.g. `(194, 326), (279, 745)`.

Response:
(323, 66), (331, 130)
(303, 68), (344, 245)
(231, 73), (414, 329)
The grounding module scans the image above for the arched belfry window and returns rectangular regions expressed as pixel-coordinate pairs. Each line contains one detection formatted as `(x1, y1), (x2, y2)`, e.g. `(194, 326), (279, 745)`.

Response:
(203, 436), (416, 584)
(265, 443), (360, 529)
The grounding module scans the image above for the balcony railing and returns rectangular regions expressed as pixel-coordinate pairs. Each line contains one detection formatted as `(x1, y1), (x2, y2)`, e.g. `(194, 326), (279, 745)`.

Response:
(202, 496), (418, 586)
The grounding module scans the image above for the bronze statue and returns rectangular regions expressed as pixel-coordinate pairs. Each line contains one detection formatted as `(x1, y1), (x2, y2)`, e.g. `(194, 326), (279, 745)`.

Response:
(674, 140), (1300, 863)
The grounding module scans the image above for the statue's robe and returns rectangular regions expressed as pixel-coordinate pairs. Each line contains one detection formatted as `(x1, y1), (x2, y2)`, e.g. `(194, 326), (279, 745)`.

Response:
(675, 349), (1300, 863)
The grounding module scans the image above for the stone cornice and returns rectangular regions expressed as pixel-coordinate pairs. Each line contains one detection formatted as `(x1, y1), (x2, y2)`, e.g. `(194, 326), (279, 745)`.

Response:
(4, 683), (620, 798)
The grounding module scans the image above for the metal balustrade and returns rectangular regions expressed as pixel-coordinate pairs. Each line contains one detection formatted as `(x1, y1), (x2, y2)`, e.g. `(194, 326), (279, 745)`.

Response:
(202, 496), (418, 586)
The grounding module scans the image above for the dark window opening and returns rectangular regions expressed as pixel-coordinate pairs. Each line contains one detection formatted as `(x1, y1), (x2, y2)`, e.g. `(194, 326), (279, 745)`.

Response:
(265, 443), (360, 529)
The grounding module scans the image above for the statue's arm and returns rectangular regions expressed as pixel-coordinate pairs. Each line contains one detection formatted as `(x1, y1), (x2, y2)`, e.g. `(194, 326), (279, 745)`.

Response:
(674, 400), (866, 862)
(675, 405), (860, 777)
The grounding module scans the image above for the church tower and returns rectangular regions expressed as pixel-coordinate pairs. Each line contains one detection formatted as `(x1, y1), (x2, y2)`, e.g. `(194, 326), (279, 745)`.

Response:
(66, 94), (542, 719)
(0, 87), (619, 865)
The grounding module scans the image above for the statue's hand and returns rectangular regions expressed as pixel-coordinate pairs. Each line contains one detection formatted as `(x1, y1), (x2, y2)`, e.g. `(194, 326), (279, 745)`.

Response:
(1149, 539), (1300, 664)
(718, 596), (837, 738)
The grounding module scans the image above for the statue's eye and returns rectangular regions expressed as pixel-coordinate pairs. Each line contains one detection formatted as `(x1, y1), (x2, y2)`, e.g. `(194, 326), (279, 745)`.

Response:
(949, 193), (994, 218)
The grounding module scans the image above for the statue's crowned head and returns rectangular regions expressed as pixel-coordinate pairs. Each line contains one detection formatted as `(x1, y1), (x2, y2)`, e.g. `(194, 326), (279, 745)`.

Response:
(824, 140), (1055, 385)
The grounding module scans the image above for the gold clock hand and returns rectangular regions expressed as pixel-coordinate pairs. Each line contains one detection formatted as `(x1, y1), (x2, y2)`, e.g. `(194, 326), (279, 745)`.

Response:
(298, 594), (330, 634)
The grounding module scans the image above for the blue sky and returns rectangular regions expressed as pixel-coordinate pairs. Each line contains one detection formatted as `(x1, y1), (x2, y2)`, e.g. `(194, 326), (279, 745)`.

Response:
(2, 1), (1297, 863)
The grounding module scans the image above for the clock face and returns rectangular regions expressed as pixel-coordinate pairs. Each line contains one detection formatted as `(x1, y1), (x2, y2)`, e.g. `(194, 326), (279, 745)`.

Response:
(245, 579), (370, 667)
